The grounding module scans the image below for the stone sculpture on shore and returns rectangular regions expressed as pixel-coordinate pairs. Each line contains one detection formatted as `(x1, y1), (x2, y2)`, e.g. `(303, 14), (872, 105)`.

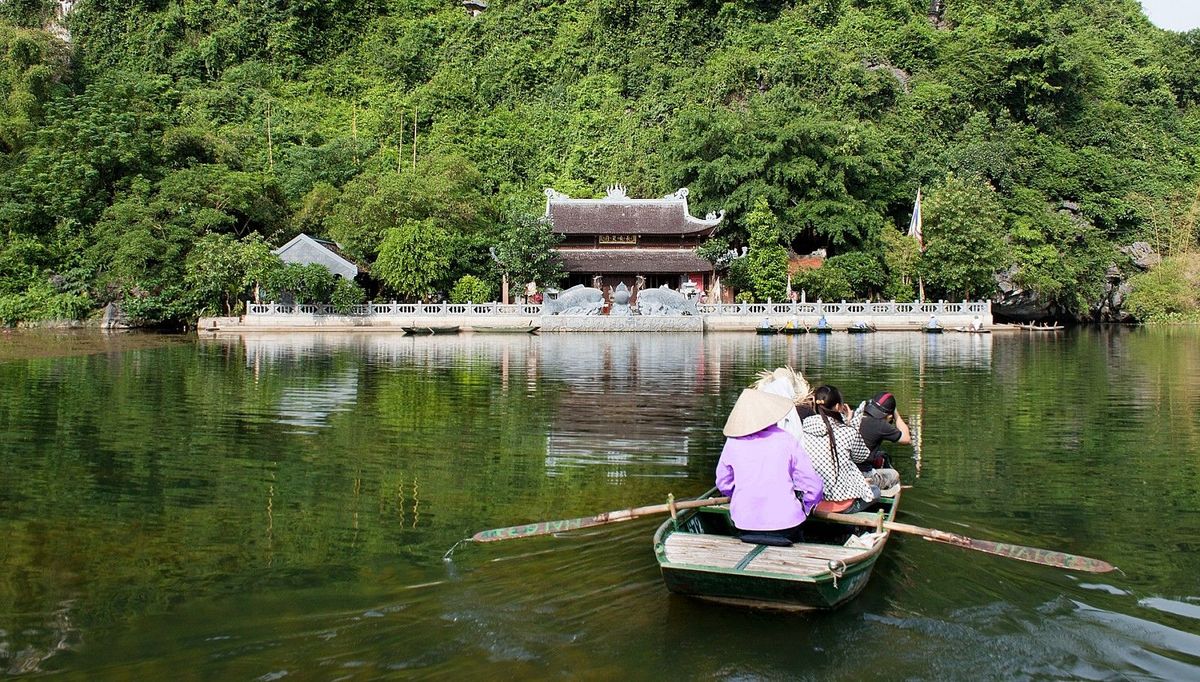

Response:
(636, 285), (698, 316)
(542, 284), (604, 315)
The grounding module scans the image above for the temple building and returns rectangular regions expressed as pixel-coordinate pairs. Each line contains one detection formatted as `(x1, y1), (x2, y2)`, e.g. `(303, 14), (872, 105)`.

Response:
(544, 186), (724, 293)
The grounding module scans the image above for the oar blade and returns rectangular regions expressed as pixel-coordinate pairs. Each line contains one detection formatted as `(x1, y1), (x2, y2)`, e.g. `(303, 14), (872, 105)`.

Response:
(918, 534), (1115, 573)
(472, 516), (599, 542)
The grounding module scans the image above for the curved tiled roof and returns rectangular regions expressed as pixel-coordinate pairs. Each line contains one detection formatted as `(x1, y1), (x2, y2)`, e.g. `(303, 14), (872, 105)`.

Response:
(545, 187), (723, 236)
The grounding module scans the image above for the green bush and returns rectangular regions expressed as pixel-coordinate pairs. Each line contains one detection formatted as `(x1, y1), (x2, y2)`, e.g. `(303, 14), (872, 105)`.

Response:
(792, 267), (854, 302)
(450, 275), (493, 303)
(266, 263), (337, 305)
(825, 252), (886, 299)
(0, 280), (93, 324)
(330, 277), (366, 313)
(1125, 254), (1200, 323)
(734, 291), (755, 304)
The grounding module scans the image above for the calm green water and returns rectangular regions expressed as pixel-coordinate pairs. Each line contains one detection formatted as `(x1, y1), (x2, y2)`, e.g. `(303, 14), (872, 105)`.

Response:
(2, 328), (1199, 679)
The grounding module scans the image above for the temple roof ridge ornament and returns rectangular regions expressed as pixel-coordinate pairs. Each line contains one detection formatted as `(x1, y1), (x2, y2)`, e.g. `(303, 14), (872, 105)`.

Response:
(604, 185), (629, 200)
(662, 188), (689, 201)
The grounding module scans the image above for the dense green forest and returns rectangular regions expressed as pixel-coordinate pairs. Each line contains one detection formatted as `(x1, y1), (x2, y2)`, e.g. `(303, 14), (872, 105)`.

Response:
(2, 0), (1199, 325)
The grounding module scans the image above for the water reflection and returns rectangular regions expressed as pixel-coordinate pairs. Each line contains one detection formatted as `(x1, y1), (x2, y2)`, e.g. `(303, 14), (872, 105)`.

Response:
(219, 332), (999, 481)
(4, 328), (1199, 679)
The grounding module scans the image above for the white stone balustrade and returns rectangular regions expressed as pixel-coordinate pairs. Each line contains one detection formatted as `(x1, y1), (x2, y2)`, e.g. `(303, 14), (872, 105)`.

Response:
(228, 299), (992, 332)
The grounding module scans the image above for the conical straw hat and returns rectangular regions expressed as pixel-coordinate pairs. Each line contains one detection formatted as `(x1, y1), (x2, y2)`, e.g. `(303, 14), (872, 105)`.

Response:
(723, 388), (796, 437)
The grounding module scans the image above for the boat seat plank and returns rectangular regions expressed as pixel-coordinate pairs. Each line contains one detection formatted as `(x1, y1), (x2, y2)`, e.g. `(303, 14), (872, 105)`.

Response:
(663, 533), (865, 576)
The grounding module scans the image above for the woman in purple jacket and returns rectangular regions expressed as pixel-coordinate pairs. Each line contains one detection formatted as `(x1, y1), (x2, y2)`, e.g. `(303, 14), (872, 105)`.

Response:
(715, 389), (824, 545)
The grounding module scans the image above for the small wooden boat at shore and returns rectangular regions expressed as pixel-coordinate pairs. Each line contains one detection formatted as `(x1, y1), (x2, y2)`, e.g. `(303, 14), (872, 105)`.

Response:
(654, 487), (900, 611)
(1018, 323), (1065, 332)
(470, 325), (540, 334)
(755, 326), (778, 335)
(812, 326), (834, 335)
(951, 327), (991, 334)
(402, 325), (461, 335)
(922, 326), (944, 334)
(846, 325), (876, 334)
(780, 326), (807, 335)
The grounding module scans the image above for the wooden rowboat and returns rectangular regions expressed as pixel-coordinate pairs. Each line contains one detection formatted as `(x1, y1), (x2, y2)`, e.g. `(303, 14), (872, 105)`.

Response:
(402, 326), (461, 335)
(470, 325), (540, 334)
(1018, 324), (1064, 331)
(846, 326), (876, 334)
(780, 326), (807, 335)
(922, 326), (944, 334)
(654, 486), (900, 610)
(755, 327), (778, 335)
(812, 327), (834, 335)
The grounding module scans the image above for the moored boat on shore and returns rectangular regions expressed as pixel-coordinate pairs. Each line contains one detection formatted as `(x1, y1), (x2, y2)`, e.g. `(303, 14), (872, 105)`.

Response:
(470, 325), (540, 334)
(403, 326), (461, 335)
(654, 486), (900, 610)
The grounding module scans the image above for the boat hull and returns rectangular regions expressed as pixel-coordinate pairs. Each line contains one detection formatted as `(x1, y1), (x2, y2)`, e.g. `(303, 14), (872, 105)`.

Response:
(660, 553), (879, 610)
(403, 326), (460, 335)
(655, 487), (898, 611)
(755, 328), (778, 335)
(779, 327), (807, 335)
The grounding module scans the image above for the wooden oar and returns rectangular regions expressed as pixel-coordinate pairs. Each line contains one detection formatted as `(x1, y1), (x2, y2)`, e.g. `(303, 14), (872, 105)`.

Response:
(470, 496), (730, 543)
(816, 510), (1116, 573)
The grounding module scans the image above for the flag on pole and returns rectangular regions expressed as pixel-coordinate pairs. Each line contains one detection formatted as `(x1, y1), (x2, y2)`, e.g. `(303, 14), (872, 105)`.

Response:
(907, 188), (924, 252)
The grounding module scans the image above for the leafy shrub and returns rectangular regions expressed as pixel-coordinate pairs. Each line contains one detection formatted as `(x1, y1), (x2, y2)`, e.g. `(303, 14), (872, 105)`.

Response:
(825, 252), (886, 299)
(266, 263), (336, 305)
(330, 277), (366, 313)
(792, 267), (854, 301)
(734, 291), (755, 304)
(450, 275), (493, 303)
(1125, 254), (1200, 323)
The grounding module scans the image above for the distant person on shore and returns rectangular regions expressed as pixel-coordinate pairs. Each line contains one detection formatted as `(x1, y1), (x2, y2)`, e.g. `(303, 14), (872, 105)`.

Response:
(854, 392), (906, 491)
(716, 389), (824, 545)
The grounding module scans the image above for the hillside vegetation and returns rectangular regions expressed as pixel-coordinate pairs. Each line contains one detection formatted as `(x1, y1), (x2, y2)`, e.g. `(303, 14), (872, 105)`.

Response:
(2, 0), (1199, 324)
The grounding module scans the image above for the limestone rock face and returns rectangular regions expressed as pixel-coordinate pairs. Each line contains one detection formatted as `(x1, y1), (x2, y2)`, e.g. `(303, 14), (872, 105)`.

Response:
(1120, 242), (1161, 271)
(991, 204), (1161, 322)
(991, 265), (1055, 320)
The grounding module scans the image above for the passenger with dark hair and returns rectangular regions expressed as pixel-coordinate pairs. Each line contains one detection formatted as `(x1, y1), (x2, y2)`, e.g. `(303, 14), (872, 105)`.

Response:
(798, 385), (881, 514)
(854, 391), (905, 491)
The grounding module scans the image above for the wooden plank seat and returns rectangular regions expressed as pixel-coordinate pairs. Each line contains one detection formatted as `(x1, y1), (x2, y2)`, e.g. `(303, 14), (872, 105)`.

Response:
(663, 532), (866, 577)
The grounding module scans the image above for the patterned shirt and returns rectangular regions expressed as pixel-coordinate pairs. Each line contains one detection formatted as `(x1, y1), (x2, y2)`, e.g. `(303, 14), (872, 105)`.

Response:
(799, 413), (874, 502)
